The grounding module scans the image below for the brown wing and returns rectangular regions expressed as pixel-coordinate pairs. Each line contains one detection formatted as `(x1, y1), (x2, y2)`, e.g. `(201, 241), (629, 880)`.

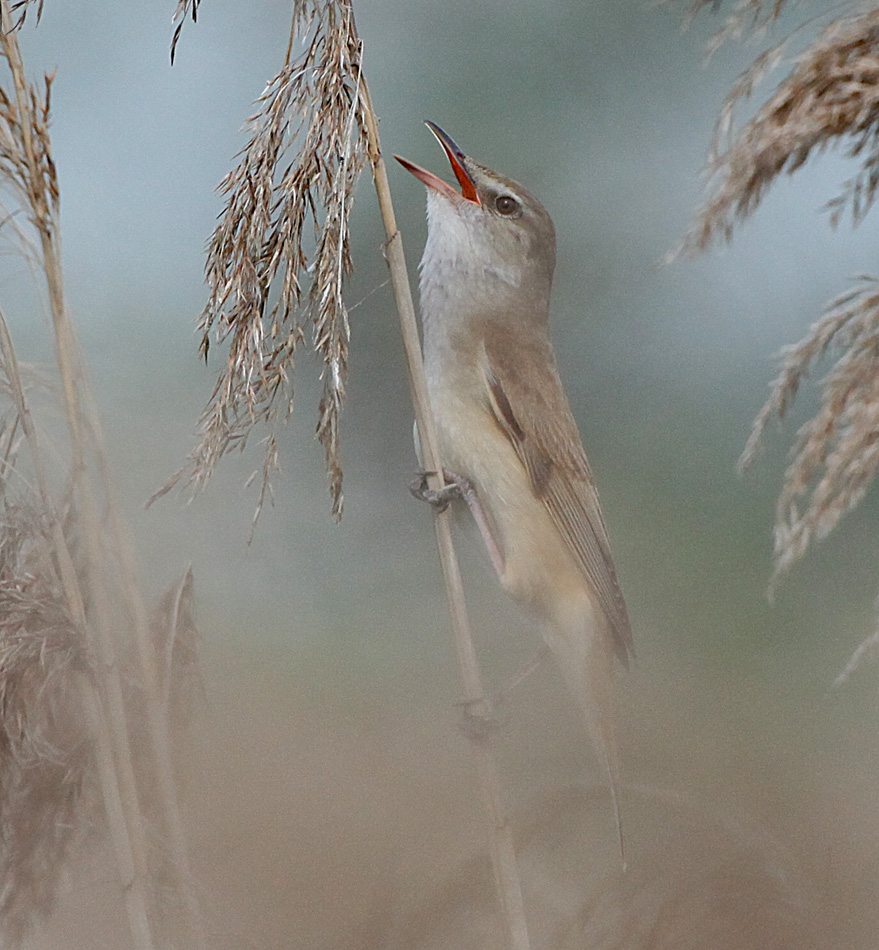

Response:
(483, 326), (634, 664)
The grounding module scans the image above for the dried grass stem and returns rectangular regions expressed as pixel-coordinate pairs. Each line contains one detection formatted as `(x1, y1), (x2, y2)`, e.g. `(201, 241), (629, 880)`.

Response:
(358, 75), (532, 950)
(0, 5), (206, 946)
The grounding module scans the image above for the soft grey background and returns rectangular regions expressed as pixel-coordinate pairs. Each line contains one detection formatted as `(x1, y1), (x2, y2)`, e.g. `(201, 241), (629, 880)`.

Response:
(11, 2), (879, 947)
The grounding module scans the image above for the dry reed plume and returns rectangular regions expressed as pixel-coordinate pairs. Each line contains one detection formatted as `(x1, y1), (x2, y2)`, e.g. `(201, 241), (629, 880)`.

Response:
(164, 0), (368, 520)
(0, 5), (205, 947)
(0, 498), (90, 944)
(678, 0), (795, 50)
(172, 2), (532, 947)
(0, 466), (201, 945)
(677, 2), (879, 631)
(740, 279), (879, 587)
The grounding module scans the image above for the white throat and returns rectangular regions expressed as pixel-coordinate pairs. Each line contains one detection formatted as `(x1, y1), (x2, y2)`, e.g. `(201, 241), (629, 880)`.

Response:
(418, 191), (522, 335)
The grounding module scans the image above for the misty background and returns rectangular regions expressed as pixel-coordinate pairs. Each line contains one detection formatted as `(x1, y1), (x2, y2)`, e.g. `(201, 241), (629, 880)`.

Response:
(10, 1), (879, 947)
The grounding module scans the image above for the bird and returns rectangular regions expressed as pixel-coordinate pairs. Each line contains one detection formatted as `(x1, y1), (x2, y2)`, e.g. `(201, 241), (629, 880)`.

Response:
(395, 122), (634, 858)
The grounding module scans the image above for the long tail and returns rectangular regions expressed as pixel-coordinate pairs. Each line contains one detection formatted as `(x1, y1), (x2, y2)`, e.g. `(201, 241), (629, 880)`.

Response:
(541, 609), (626, 869)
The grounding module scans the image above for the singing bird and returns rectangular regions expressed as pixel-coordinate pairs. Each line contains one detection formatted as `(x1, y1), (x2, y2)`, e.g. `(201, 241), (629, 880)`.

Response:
(396, 123), (634, 853)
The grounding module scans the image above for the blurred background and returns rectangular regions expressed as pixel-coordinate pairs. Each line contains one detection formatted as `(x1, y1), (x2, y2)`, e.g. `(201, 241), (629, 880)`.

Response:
(10, 0), (879, 946)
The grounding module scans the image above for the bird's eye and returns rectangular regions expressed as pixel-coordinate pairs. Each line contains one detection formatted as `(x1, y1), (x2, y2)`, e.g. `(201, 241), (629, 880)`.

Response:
(494, 194), (520, 216)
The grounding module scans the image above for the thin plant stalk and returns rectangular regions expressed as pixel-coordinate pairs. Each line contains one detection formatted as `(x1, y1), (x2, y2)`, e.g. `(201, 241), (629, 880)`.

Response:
(85, 395), (208, 950)
(170, 3), (529, 944)
(358, 79), (532, 950)
(0, 5), (206, 946)
(0, 306), (155, 950)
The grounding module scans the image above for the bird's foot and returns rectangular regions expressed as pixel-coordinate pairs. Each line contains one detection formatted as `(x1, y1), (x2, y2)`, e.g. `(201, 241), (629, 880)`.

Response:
(454, 697), (501, 744)
(409, 471), (457, 512)
(409, 470), (474, 513)
(451, 650), (548, 743)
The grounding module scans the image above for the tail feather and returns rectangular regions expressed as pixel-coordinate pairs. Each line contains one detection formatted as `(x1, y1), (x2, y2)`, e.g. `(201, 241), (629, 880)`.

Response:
(541, 608), (626, 869)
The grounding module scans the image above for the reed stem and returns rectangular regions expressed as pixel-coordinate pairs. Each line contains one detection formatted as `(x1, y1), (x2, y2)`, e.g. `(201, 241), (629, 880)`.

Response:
(358, 76), (532, 950)
(0, 6), (206, 945)
(0, 307), (155, 950)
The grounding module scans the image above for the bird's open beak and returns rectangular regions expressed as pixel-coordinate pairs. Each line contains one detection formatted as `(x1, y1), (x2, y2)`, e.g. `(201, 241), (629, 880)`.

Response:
(394, 121), (481, 205)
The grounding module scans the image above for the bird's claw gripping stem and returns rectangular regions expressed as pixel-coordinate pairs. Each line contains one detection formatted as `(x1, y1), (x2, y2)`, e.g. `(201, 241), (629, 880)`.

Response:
(455, 697), (501, 744)
(409, 470), (463, 512)
(410, 470), (506, 580)
(410, 469), (479, 512)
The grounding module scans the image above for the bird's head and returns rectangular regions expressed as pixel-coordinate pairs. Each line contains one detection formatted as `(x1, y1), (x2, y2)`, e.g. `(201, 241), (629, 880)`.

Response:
(396, 122), (556, 318)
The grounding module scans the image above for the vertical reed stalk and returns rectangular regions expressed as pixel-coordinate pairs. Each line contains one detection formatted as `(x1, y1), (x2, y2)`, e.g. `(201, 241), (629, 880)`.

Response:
(358, 77), (532, 950)
(0, 4), (206, 945)
(170, 2), (529, 943)
(86, 394), (208, 950)
(0, 307), (156, 950)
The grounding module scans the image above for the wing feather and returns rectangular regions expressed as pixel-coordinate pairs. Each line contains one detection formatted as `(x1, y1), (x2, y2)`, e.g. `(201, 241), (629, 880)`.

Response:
(484, 327), (634, 664)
